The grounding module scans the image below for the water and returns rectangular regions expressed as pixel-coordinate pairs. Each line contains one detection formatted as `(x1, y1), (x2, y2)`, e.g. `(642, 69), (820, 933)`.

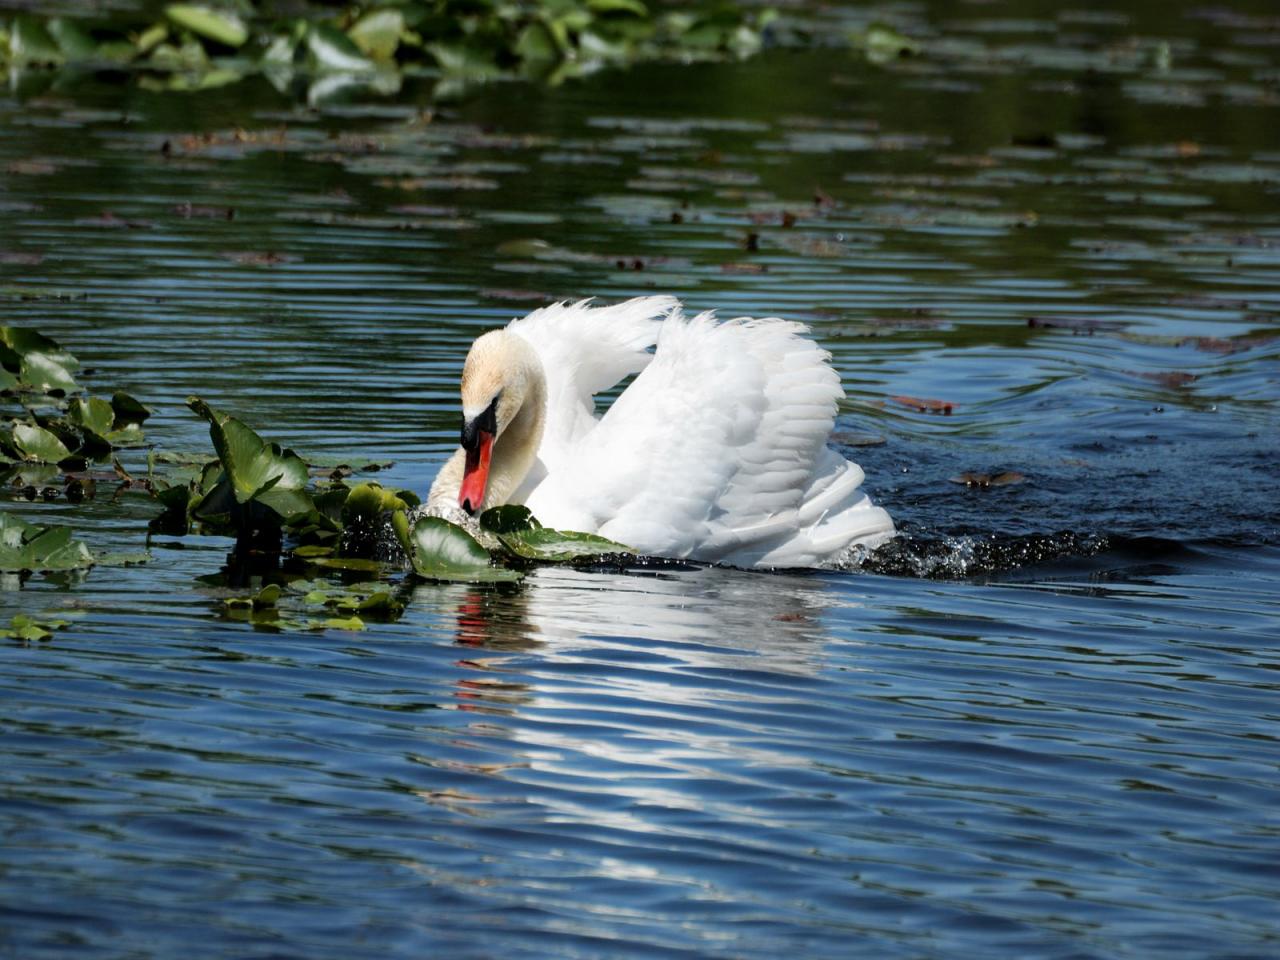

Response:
(2, 2), (1279, 956)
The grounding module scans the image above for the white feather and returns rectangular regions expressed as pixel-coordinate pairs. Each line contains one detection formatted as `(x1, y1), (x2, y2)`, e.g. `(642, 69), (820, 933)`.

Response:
(509, 302), (895, 568)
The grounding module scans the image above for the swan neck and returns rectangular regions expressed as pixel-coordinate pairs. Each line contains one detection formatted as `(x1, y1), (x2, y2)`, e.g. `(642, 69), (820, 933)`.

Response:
(486, 345), (545, 507)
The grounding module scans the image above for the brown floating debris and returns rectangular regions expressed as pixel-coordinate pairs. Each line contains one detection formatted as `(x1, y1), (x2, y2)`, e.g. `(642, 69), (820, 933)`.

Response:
(1189, 334), (1276, 355)
(76, 211), (154, 229)
(949, 471), (1026, 489)
(0, 251), (45, 265)
(220, 250), (299, 266)
(830, 431), (886, 447)
(891, 395), (954, 414)
(1027, 315), (1127, 333)
(478, 288), (553, 302)
(6, 159), (58, 175)
(720, 262), (768, 274)
(1125, 370), (1198, 387)
(173, 202), (236, 220)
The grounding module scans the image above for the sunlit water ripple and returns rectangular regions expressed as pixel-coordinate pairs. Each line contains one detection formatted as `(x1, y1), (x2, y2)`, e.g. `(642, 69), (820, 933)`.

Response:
(2, 1), (1278, 956)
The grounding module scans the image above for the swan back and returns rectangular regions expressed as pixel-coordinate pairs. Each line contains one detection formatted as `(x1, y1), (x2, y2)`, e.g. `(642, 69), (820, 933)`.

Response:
(524, 308), (894, 567)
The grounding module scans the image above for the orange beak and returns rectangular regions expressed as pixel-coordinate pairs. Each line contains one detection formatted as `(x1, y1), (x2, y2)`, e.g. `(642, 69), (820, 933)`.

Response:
(459, 430), (493, 515)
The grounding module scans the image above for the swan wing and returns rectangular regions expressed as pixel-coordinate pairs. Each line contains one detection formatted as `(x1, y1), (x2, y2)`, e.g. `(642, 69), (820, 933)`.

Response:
(507, 297), (674, 469)
(525, 309), (893, 567)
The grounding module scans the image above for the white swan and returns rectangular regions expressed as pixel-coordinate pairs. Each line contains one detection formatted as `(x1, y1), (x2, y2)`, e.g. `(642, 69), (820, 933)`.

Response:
(426, 297), (894, 568)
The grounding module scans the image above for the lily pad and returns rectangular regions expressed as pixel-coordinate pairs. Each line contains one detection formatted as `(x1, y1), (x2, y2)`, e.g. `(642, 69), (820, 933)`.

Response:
(479, 505), (634, 561)
(8, 15), (63, 65)
(18, 352), (78, 393)
(341, 480), (412, 525)
(307, 23), (375, 72)
(111, 391), (152, 424)
(11, 423), (75, 464)
(187, 397), (312, 521)
(223, 582), (281, 610)
(396, 513), (522, 583)
(165, 4), (248, 48)
(0, 514), (95, 572)
(4, 613), (72, 643)
(347, 9), (404, 62)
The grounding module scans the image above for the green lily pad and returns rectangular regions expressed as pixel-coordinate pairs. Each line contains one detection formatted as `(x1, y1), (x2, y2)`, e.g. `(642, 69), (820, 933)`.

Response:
(479, 505), (634, 561)
(341, 480), (411, 526)
(67, 396), (114, 436)
(320, 615), (365, 631)
(8, 15), (63, 65)
(68, 396), (147, 449)
(4, 613), (72, 642)
(11, 423), (74, 463)
(165, 4), (248, 48)
(400, 514), (523, 583)
(223, 582), (281, 610)
(0, 327), (79, 369)
(46, 18), (97, 60)
(0, 514), (95, 572)
(310, 556), (385, 573)
(347, 9), (403, 61)
(854, 23), (922, 65)
(307, 23), (375, 72)
(18, 353), (78, 393)
(111, 391), (152, 424)
(187, 397), (312, 521)
(588, 0), (649, 15)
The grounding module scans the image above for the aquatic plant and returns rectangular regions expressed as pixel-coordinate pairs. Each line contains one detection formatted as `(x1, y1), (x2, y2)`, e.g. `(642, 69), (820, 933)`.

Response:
(0, 512), (95, 573)
(0, 1), (780, 99)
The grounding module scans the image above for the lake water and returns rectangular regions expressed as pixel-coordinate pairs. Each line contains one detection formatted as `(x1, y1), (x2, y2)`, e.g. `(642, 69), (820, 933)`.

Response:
(2, 3), (1279, 957)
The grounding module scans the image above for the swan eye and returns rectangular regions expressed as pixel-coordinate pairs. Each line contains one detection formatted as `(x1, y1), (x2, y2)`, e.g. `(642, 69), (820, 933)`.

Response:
(460, 395), (499, 450)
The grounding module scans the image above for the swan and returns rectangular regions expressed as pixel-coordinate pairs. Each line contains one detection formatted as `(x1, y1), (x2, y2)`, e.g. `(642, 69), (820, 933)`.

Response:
(425, 297), (894, 568)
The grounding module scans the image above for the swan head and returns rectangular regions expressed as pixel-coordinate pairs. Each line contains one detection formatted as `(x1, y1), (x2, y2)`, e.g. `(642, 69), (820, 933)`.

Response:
(456, 330), (541, 515)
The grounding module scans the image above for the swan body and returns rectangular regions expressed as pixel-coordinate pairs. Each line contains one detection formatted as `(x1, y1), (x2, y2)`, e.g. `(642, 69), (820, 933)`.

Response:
(426, 297), (894, 568)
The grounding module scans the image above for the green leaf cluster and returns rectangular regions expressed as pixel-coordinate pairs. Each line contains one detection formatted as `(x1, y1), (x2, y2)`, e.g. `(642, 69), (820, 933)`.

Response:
(391, 503), (633, 583)
(219, 577), (403, 631)
(0, 512), (95, 572)
(2, 328), (150, 470)
(0, 2), (778, 98)
(3, 612), (73, 642)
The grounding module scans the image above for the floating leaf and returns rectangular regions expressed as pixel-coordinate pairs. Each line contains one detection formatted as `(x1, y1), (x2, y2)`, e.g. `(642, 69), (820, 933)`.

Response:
(8, 15), (64, 65)
(853, 23), (922, 64)
(12, 423), (74, 464)
(111, 391), (152, 424)
(19, 353), (78, 393)
(67, 397), (115, 438)
(478, 504), (539, 535)
(341, 480), (410, 526)
(223, 582), (281, 610)
(500, 526), (635, 562)
(479, 505), (634, 561)
(0, 514), (95, 572)
(46, 19), (97, 60)
(307, 23), (375, 72)
(404, 516), (522, 583)
(515, 20), (562, 63)
(588, 0), (649, 15)
(187, 397), (312, 520)
(4, 613), (72, 642)
(347, 9), (403, 62)
(321, 615), (365, 631)
(164, 4), (248, 48)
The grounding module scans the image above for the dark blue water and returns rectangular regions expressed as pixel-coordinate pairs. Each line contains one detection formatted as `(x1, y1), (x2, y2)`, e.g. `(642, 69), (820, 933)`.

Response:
(2, 2), (1279, 956)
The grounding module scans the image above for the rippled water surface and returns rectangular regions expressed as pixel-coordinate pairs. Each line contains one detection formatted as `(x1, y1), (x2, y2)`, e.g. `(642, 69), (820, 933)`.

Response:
(3, 1), (1279, 957)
